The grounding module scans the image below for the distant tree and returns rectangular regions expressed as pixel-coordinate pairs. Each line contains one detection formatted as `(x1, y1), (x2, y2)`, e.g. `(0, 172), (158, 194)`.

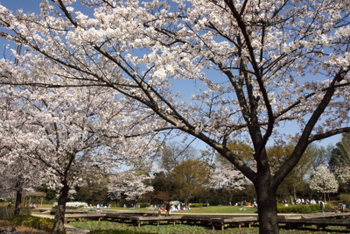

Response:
(215, 141), (255, 167)
(267, 142), (318, 202)
(208, 162), (251, 205)
(157, 142), (198, 173)
(310, 165), (339, 201)
(330, 133), (350, 168)
(151, 171), (176, 201)
(154, 191), (172, 203)
(171, 160), (211, 206)
(34, 184), (57, 202)
(331, 133), (350, 193)
(108, 170), (154, 202)
(338, 133), (350, 163)
(73, 174), (109, 205)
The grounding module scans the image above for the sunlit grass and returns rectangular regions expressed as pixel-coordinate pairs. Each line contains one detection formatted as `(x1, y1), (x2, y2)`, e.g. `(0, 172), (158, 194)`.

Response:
(107, 205), (257, 214)
(70, 220), (350, 234)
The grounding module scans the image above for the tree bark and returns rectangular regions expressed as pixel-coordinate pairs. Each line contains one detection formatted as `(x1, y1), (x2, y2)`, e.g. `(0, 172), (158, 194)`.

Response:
(256, 177), (279, 234)
(14, 178), (23, 215)
(52, 180), (69, 234)
(14, 189), (22, 215)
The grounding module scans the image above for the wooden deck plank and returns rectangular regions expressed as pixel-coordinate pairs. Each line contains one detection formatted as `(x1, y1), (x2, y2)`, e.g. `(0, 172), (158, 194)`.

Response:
(279, 218), (350, 230)
(64, 213), (106, 223)
(129, 216), (183, 227)
(210, 216), (259, 231)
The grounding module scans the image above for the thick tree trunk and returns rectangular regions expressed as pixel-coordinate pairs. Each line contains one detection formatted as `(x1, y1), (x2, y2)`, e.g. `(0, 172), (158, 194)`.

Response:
(256, 178), (279, 234)
(14, 178), (23, 215)
(52, 181), (69, 234)
(14, 189), (23, 215)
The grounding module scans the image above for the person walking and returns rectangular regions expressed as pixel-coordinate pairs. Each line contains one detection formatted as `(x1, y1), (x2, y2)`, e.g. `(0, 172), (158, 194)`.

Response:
(320, 200), (325, 213)
(165, 202), (171, 217)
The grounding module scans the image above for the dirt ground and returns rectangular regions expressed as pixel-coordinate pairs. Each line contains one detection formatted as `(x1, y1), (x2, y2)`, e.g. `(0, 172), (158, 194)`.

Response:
(0, 220), (49, 234)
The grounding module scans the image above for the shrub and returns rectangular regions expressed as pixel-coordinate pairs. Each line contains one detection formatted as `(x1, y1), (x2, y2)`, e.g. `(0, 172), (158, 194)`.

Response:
(189, 203), (203, 208)
(7, 215), (54, 232)
(277, 204), (324, 213)
(137, 202), (150, 208)
(340, 194), (350, 206)
(88, 229), (156, 234)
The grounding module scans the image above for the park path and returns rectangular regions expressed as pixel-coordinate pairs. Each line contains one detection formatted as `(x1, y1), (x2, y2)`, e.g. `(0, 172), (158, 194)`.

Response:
(65, 224), (90, 234)
(31, 213), (91, 234)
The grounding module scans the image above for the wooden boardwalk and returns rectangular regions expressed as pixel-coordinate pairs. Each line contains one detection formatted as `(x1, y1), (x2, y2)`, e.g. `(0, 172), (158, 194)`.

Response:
(33, 209), (350, 231)
(210, 216), (259, 230)
(64, 213), (106, 223)
(129, 216), (182, 227)
(278, 212), (350, 231)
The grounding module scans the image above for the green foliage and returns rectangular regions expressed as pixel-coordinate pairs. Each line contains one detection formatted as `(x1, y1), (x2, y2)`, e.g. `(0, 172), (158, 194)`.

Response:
(340, 194), (350, 206)
(277, 204), (325, 213)
(88, 229), (156, 234)
(7, 215), (54, 232)
(269, 143), (319, 199)
(34, 184), (57, 201)
(171, 160), (211, 204)
(189, 203), (203, 207)
(137, 202), (150, 208)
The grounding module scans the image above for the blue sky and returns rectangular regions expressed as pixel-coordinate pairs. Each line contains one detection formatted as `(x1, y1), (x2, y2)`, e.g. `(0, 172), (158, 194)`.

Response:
(0, 0), (342, 149)
(1, 0), (42, 12)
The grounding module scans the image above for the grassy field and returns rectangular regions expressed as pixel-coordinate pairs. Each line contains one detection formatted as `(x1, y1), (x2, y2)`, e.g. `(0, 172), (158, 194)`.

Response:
(112, 205), (258, 214)
(70, 220), (349, 234)
(69, 206), (350, 233)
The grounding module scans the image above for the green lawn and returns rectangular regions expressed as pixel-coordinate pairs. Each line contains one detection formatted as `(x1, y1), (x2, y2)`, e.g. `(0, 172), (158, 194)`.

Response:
(178, 205), (257, 213)
(109, 205), (257, 214)
(70, 220), (349, 234)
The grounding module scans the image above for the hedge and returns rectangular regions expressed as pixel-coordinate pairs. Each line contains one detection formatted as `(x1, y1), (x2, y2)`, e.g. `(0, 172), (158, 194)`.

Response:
(277, 204), (327, 213)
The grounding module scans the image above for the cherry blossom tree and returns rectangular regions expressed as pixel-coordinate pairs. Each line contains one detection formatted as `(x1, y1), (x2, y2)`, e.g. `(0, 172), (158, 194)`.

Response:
(310, 165), (339, 201)
(0, 1), (349, 233)
(208, 162), (252, 205)
(108, 170), (154, 202)
(0, 85), (159, 233)
(0, 87), (44, 215)
(0, 152), (43, 215)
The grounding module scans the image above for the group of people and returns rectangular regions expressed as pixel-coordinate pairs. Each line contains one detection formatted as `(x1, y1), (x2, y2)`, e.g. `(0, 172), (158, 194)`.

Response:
(157, 202), (172, 216)
(294, 198), (317, 205)
(156, 202), (189, 216)
(235, 200), (258, 210)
